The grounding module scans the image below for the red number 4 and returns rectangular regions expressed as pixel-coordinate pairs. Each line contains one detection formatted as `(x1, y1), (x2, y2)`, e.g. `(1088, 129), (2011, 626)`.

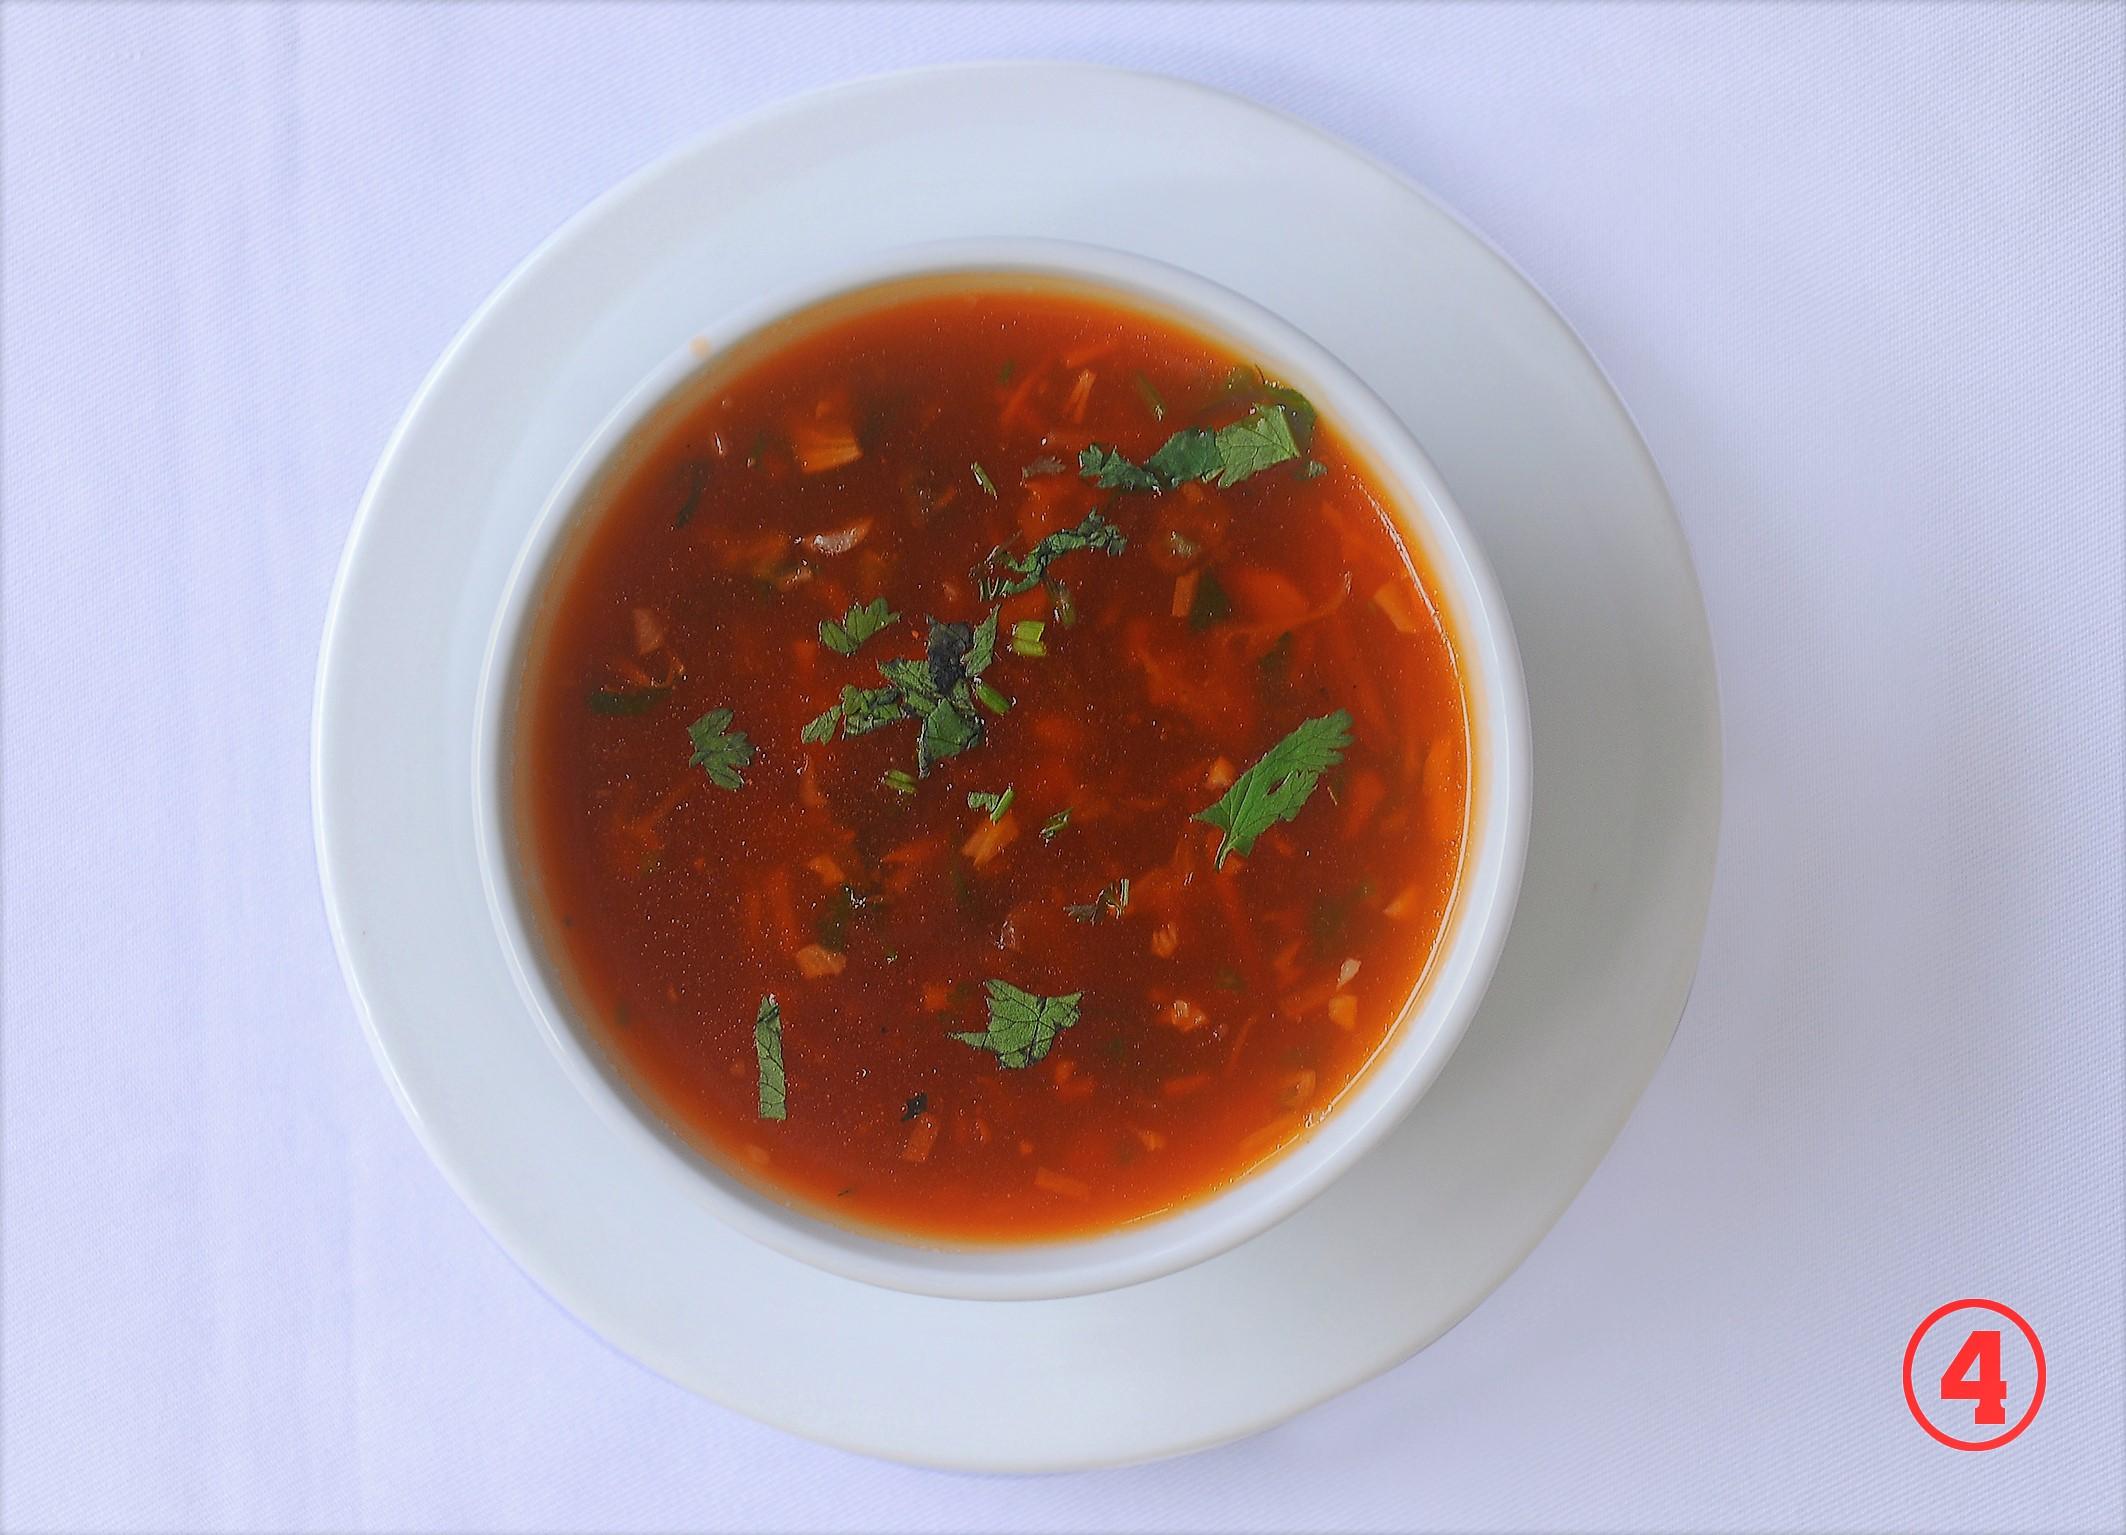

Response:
(1941, 1329), (2008, 1425)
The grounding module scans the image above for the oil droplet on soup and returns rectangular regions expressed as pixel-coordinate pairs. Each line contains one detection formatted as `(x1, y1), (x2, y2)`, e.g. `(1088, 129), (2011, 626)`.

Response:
(516, 282), (1470, 1242)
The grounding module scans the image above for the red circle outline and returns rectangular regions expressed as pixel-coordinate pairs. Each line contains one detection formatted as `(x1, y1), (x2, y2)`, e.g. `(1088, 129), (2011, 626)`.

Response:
(1903, 1298), (2046, 1450)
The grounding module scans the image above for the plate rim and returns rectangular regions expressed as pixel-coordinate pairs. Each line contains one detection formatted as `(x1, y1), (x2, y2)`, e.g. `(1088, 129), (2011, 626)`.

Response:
(313, 60), (1721, 1472)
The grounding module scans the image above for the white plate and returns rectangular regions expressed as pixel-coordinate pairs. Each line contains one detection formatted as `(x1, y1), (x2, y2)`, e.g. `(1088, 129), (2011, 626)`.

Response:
(314, 63), (1720, 1472)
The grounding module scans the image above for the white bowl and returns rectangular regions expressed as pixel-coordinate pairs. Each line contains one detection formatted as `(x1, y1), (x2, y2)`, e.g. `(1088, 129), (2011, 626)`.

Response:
(473, 238), (1530, 1301)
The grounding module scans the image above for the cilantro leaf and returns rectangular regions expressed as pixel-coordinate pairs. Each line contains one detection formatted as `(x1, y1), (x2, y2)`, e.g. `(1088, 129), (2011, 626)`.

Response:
(917, 692), (983, 774)
(1021, 455), (1069, 479)
(819, 596), (899, 657)
(950, 980), (1083, 1069)
(686, 708), (756, 789)
(1146, 427), (1221, 485)
(1210, 404), (1301, 486)
(1078, 444), (1160, 492)
(971, 461), (999, 498)
(838, 683), (908, 737)
(964, 610), (999, 679)
(977, 510), (1129, 599)
(1196, 710), (1353, 866)
(753, 994), (786, 1120)
(800, 704), (842, 743)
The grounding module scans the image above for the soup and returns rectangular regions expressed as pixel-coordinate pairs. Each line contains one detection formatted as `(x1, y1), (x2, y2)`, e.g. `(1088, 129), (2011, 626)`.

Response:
(513, 278), (1470, 1243)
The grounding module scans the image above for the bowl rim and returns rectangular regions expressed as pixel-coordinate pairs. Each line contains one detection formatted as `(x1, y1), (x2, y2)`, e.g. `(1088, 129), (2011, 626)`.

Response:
(471, 236), (1531, 1301)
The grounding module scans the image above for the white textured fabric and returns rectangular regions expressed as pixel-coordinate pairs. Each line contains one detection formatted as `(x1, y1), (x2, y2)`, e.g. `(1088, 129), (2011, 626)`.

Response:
(3, 3), (2120, 1530)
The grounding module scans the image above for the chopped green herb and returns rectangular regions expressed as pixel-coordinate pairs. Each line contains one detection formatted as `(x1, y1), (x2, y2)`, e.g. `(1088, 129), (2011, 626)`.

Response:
(673, 460), (707, 529)
(882, 768), (918, 795)
(1048, 579), (1077, 627)
(1077, 443), (1161, 492)
(1039, 808), (1071, 842)
(801, 705), (842, 744)
(1065, 878), (1129, 923)
(1020, 455), (1068, 479)
(753, 994), (786, 1120)
(1258, 631), (1294, 677)
(1197, 710), (1352, 866)
(918, 695), (983, 772)
(1300, 459), (1328, 480)
(588, 685), (667, 716)
(976, 509), (1128, 599)
(1146, 427), (1221, 486)
(686, 708), (756, 790)
(971, 461), (999, 498)
(1131, 370), (1167, 421)
(1189, 568), (1234, 631)
(997, 358), (1017, 384)
(839, 683), (908, 737)
(1010, 619), (1047, 658)
(1078, 400), (1310, 495)
(1209, 404), (1302, 486)
(816, 884), (857, 952)
(964, 610), (1000, 679)
(1214, 964), (1248, 993)
(974, 680), (1012, 714)
(819, 595), (899, 657)
(949, 980), (1083, 1069)
(967, 786), (1015, 823)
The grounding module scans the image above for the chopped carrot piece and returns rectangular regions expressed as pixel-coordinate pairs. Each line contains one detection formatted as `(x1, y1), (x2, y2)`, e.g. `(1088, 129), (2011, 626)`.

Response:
(1343, 769), (1388, 837)
(1328, 994), (1359, 1031)
(1060, 338), (1117, 368)
(1162, 1073), (1211, 1099)
(1017, 1138), (1034, 1157)
(794, 943), (846, 979)
(1383, 882), (1423, 921)
(796, 760), (827, 811)
(1205, 756), (1236, 790)
(1033, 1167), (1089, 1199)
(900, 1114), (941, 1163)
(1150, 923), (1180, 958)
(742, 1143), (772, 1168)
(921, 982), (951, 1013)
(806, 854), (846, 886)
(961, 811), (1019, 868)
(1132, 1127), (1167, 1152)
(1171, 569), (1200, 618)
(631, 607), (667, 655)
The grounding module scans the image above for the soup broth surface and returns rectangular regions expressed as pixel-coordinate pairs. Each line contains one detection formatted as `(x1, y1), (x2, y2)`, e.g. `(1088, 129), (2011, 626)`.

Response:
(518, 279), (1470, 1242)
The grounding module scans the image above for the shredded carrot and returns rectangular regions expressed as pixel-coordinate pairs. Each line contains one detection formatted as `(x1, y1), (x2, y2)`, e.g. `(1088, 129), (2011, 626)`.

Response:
(806, 854), (846, 886)
(1033, 1167), (1090, 1199)
(794, 943), (846, 979)
(900, 1114), (940, 1164)
(1328, 994), (1359, 1031)
(1132, 1127), (1167, 1152)
(1060, 338), (1117, 368)
(999, 359), (1049, 429)
(1343, 769), (1388, 837)
(1383, 883), (1423, 921)
(1224, 1015), (1255, 1073)
(743, 1143), (772, 1168)
(960, 811), (1019, 868)
(1063, 368), (1096, 423)
(1171, 569), (1200, 618)
(1272, 941), (1303, 987)
(1162, 1073), (1211, 1099)
(1150, 923), (1180, 959)
(796, 760), (827, 811)
(1281, 1069), (1319, 1109)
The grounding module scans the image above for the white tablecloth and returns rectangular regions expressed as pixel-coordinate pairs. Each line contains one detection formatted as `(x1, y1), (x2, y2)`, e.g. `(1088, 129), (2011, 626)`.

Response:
(4, 4), (2119, 1530)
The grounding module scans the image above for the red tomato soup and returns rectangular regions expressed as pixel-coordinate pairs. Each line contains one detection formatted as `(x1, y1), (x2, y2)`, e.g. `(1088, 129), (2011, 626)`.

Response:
(513, 278), (1470, 1243)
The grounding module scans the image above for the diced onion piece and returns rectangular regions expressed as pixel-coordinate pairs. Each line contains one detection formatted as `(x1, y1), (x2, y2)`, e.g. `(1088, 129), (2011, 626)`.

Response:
(1328, 994), (1359, 1031)
(1336, 958), (1361, 990)
(900, 1114), (940, 1164)
(1372, 579), (1429, 635)
(794, 943), (846, 979)
(803, 519), (872, 556)
(1150, 924), (1180, 959)
(1165, 997), (1208, 1032)
(630, 607), (667, 655)
(790, 420), (862, 474)
(1382, 883), (1423, 921)
(1033, 1167), (1090, 1199)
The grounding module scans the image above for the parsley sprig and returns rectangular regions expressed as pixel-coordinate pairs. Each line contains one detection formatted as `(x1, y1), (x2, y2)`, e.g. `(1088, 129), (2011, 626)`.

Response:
(686, 708), (756, 789)
(950, 981), (1082, 1069)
